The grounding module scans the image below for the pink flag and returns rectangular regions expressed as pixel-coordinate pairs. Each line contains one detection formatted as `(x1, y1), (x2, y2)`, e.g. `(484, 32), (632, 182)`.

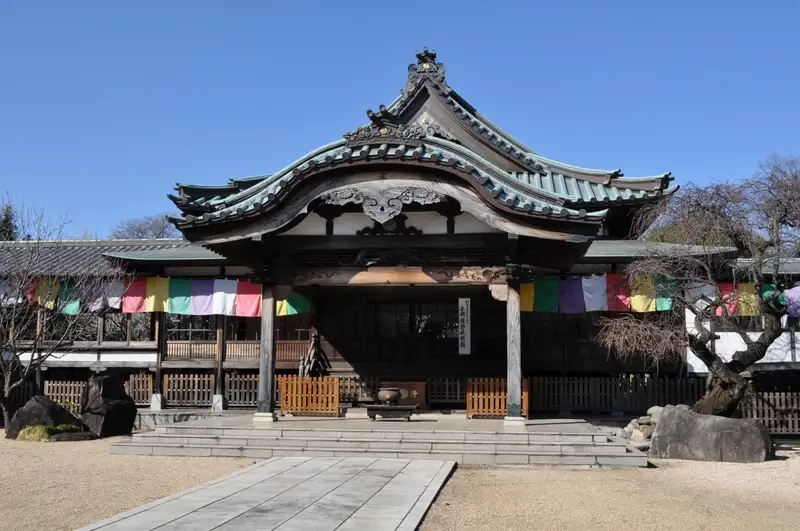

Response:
(235, 280), (262, 317)
(606, 273), (630, 311)
(715, 283), (738, 317)
(122, 279), (147, 313)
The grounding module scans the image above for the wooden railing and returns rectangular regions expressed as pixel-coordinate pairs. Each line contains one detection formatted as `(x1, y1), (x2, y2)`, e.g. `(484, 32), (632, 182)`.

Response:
(165, 341), (216, 360)
(162, 373), (214, 406)
(276, 340), (310, 362)
(164, 340), (310, 361)
(227, 341), (260, 360)
(277, 375), (340, 416)
(466, 378), (530, 419)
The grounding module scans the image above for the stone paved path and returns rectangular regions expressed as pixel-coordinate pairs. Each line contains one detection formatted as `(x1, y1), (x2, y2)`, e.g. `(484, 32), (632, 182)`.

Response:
(80, 457), (455, 531)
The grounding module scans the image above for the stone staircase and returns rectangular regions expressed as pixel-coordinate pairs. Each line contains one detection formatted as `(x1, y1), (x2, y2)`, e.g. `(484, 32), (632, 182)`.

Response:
(111, 423), (648, 468)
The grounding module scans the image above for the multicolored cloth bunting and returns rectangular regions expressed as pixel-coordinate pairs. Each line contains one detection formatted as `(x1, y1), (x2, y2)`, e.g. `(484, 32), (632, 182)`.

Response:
(606, 273), (630, 311)
(520, 283), (534, 312)
(533, 276), (558, 313)
(558, 277), (585, 314)
(581, 275), (608, 312)
(122, 279), (147, 313)
(276, 292), (311, 316)
(168, 279), (192, 315)
(235, 280), (262, 317)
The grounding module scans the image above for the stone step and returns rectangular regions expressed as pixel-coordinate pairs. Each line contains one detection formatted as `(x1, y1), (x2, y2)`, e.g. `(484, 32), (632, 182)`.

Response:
(130, 433), (629, 454)
(110, 441), (647, 467)
(153, 426), (607, 444)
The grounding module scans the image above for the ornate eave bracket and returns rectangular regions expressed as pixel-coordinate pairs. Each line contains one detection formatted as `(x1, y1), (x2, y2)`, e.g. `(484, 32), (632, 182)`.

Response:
(320, 185), (445, 224)
(406, 47), (450, 95)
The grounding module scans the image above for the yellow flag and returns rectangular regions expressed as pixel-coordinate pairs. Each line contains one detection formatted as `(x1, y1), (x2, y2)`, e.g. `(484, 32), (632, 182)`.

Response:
(35, 277), (60, 310)
(630, 276), (656, 312)
(145, 277), (169, 312)
(520, 283), (534, 312)
(738, 283), (759, 316)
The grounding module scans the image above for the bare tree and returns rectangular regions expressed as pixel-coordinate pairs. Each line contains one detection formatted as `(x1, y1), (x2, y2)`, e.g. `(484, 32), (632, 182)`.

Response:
(109, 213), (181, 239)
(0, 203), (125, 427)
(597, 155), (799, 416)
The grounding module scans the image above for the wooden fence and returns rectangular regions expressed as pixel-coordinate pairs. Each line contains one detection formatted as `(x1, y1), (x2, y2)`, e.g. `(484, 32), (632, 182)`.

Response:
(225, 372), (259, 407)
(741, 392), (800, 435)
(162, 373), (214, 407)
(124, 373), (153, 406)
(466, 378), (529, 419)
(338, 376), (379, 403)
(429, 378), (466, 404)
(44, 380), (86, 415)
(529, 375), (707, 414)
(277, 375), (340, 416)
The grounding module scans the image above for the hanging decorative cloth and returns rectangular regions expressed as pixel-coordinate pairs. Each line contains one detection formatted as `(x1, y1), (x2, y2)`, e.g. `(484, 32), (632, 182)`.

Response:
(655, 276), (676, 312)
(715, 283), (738, 317)
(606, 273), (630, 311)
(35, 277), (60, 310)
(58, 281), (80, 315)
(190, 279), (214, 315)
(104, 281), (125, 310)
(785, 286), (800, 318)
(167, 279), (192, 315)
(212, 279), (238, 316)
(630, 276), (657, 312)
(685, 282), (716, 311)
(533, 276), (558, 313)
(737, 283), (759, 316)
(122, 279), (147, 313)
(276, 292), (311, 316)
(145, 277), (169, 313)
(520, 283), (534, 312)
(581, 274), (608, 312)
(558, 277), (585, 314)
(235, 280), (262, 317)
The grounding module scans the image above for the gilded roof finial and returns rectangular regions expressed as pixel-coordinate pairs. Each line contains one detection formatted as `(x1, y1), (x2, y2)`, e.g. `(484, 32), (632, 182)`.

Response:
(416, 47), (437, 67)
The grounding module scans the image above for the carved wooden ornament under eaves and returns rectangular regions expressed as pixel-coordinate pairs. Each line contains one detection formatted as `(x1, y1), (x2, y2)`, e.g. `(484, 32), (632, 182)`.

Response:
(321, 185), (445, 224)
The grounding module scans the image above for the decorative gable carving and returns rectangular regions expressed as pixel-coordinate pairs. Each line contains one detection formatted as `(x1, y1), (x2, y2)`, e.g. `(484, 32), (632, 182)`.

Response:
(320, 184), (444, 224)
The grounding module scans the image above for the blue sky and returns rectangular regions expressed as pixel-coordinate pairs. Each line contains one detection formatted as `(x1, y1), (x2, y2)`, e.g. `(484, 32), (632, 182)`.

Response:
(1, 1), (798, 237)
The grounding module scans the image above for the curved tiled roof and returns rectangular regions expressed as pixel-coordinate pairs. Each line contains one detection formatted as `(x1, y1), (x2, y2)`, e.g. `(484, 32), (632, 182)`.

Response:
(169, 48), (674, 232)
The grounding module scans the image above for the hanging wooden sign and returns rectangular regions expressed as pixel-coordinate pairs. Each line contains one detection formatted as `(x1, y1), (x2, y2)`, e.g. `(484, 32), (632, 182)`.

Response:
(458, 298), (471, 355)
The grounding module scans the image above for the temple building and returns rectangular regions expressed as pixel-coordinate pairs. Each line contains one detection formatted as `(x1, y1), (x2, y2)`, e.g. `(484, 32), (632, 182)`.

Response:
(4, 49), (797, 420)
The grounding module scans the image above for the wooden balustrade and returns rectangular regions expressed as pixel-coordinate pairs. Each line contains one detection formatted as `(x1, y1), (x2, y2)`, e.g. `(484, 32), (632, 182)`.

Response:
(338, 376), (379, 403)
(428, 378), (466, 404)
(44, 380), (86, 415)
(225, 372), (259, 407)
(164, 339), (310, 361)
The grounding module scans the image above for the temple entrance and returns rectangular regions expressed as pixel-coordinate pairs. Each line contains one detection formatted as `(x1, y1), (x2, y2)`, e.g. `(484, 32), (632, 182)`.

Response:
(314, 286), (506, 380)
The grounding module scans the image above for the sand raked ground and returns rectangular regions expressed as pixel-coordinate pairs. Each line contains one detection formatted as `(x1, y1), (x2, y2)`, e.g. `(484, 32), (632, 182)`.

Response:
(0, 430), (249, 531)
(422, 446), (800, 531)
(1, 430), (798, 531)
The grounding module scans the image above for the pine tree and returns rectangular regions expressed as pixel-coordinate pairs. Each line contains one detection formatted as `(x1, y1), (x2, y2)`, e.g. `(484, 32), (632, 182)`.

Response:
(0, 203), (18, 241)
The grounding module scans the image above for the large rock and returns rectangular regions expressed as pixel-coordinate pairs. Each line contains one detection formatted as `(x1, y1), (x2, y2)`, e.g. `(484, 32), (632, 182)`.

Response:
(649, 405), (773, 463)
(5, 396), (82, 439)
(50, 431), (98, 442)
(80, 375), (137, 438)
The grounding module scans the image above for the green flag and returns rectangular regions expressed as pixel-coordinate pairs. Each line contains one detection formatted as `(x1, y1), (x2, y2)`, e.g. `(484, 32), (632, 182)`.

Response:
(533, 276), (558, 313)
(168, 278), (192, 315)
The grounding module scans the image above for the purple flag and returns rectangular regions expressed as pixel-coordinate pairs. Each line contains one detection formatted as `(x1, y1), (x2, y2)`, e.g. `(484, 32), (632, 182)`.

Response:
(786, 286), (800, 318)
(559, 277), (585, 314)
(190, 279), (214, 315)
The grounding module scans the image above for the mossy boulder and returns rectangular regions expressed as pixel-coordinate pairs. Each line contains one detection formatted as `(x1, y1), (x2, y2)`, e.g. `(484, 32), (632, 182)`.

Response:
(6, 396), (83, 439)
(15, 424), (82, 441)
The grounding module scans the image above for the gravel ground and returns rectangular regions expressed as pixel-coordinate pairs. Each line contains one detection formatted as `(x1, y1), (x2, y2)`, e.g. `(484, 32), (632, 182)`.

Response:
(0, 430), (249, 531)
(422, 447), (800, 531)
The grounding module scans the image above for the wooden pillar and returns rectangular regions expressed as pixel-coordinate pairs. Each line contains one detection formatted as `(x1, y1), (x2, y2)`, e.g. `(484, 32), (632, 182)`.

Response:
(506, 280), (523, 420)
(151, 312), (166, 409)
(256, 286), (277, 420)
(34, 308), (45, 395)
(213, 315), (227, 410)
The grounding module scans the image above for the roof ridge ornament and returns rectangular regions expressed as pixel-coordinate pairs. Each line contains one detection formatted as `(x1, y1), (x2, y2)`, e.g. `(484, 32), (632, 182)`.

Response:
(405, 47), (449, 96)
(344, 106), (426, 146)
